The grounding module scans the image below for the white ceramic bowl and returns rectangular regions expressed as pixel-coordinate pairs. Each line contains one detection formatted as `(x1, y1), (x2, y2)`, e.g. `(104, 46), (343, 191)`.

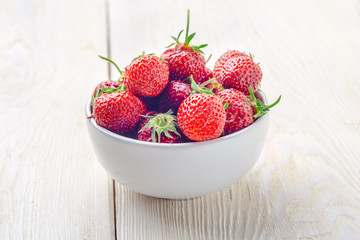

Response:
(85, 91), (269, 199)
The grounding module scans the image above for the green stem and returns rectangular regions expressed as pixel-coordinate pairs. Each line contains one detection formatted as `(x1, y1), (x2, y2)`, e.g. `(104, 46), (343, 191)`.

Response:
(185, 9), (190, 42)
(98, 55), (123, 75)
(266, 95), (282, 109)
(206, 54), (212, 64)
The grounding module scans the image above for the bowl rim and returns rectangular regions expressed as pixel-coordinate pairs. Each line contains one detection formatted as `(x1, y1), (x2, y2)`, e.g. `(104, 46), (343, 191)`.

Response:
(85, 90), (268, 148)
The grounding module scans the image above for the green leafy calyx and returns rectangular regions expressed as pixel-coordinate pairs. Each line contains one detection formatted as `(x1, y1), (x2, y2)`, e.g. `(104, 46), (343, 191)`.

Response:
(166, 9), (207, 54)
(139, 110), (181, 143)
(247, 86), (281, 118)
(189, 76), (215, 95)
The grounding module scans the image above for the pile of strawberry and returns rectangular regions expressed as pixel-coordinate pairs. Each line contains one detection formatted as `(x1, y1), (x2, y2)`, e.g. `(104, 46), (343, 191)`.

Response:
(89, 10), (280, 144)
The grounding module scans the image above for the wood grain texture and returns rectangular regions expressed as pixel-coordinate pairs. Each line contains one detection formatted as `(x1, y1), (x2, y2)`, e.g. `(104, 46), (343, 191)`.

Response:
(109, 0), (360, 239)
(0, 0), (114, 239)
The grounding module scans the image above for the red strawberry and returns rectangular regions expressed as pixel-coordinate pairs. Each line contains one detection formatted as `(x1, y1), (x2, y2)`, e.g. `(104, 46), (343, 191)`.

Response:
(93, 90), (146, 134)
(92, 80), (121, 98)
(197, 67), (213, 84)
(162, 48), (206, 82)
(124, 54), (169, 97)
(217, 88), (254, 135)
(213, 50), (249, 81)
(92, 80), (121, 106)
(218, 86), (281, 135)
(158, 80), (191, 113)
(137, 110), (182, 143)
(161, 10), (208, 83)
(177, 79), (226, 141)
(219, 56), (262, 95)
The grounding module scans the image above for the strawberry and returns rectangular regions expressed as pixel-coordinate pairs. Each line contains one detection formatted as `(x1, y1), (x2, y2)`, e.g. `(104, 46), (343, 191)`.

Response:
(218, 87), (281, 135)
(158, 80), (192, 113)
(197, 67), (213, 84)
(219, 55), (262, 95)
(93, 88), (146, 134)
(124, 54), (169, 97)
(92, 80), (121, 105)
(177, 79), (226, 141)
(217, 88), (254, 135)
(213, 50), (249, 81)
(161, 10), (208, 83)
(137, 110), (182, 143)
(93, 80), (121, 98)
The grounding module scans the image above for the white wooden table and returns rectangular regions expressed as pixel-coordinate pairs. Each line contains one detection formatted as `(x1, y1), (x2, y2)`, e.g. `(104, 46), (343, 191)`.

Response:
(1, 0), (360, 239)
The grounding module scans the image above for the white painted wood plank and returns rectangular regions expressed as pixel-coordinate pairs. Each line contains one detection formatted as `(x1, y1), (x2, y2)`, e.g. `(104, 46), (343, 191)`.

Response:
(109, 0), (360, 239)
(0, 0), (114, 239)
